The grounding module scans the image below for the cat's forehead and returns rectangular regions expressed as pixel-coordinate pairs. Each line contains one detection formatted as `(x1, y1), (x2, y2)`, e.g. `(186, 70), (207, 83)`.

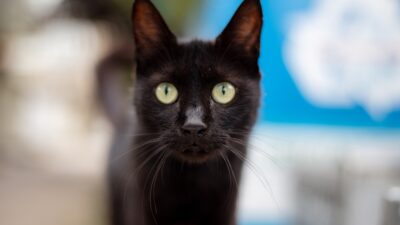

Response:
(148, 42), (217, 79)
(144, 40), (253, 86)
(174, 41), (216, 72)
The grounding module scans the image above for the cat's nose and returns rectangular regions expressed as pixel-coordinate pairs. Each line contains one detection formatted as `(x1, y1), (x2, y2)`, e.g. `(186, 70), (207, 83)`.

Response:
(181, 120), (207, 136)
(182, 105), (207, 136)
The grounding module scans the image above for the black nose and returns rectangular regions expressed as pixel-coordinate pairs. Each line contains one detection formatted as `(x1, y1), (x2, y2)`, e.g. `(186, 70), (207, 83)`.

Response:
(181, 121), (207, 136)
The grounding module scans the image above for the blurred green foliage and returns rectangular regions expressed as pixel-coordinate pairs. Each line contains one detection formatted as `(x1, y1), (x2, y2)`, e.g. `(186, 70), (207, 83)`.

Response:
(113, 0), (203, 36)
(152, 0), (203, 35)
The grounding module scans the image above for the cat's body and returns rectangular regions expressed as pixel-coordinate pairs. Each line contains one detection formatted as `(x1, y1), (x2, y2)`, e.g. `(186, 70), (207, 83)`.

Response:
(108, 1), (263, 225)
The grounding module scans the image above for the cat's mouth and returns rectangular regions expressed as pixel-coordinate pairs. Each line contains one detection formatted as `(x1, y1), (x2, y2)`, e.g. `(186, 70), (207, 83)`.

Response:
(182, 146), (209, 154)
(176, 144), (213, 163)
(167, 135), (227, 164)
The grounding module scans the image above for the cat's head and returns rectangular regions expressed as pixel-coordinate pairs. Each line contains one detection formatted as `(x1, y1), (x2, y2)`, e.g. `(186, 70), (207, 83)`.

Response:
(132, 0), (263, 164)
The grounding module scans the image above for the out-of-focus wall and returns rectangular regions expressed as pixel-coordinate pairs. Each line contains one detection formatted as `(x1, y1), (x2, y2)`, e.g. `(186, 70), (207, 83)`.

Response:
(0, 1), (115, 224)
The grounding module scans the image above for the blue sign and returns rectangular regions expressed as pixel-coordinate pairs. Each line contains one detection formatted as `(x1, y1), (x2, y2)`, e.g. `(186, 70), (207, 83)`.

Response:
(193, 0), (400, 128)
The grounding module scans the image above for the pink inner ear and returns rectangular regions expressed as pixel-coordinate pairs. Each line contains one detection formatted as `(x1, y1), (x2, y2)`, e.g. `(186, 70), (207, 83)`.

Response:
(132, 0), (176, 58)
(133, 2), (163, 45)
(235, 13), (262, 51)
(218, 0), (263, 55)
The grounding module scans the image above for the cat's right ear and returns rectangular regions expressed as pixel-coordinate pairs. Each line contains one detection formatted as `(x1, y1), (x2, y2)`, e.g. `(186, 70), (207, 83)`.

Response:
(132, 0), (177, 61)
(216, 0), (263, 61)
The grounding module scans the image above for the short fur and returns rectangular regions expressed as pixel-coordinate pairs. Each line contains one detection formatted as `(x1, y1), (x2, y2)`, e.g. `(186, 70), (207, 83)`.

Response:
(108, 0), (263, 225)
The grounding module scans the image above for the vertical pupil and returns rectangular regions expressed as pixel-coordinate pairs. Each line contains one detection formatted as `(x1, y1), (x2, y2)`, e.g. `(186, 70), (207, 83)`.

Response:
(164, 86), (169, 95)
(221, 85), (226, 95)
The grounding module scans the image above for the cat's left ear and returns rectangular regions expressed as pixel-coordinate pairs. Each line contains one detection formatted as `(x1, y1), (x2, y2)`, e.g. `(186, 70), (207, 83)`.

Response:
(132, 0), (177, 61)
(216, 0), (263, 60)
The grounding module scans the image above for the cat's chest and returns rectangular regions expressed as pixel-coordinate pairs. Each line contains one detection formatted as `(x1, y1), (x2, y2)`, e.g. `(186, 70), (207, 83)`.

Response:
(151, 165), (231, 214)
(159, 165), (230, 198)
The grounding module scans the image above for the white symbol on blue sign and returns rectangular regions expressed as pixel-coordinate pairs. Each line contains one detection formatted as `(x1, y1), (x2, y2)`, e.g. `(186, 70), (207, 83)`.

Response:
(284, 0), (400, 120)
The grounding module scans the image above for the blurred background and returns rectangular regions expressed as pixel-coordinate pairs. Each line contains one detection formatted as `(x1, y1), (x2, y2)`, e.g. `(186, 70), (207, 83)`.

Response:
(0, 0), (399, 225)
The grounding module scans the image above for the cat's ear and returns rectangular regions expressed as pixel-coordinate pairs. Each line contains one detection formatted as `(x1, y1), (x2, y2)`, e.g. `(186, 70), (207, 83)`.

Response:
(216, 0), (263, 59)
(132, 0), (177, 61)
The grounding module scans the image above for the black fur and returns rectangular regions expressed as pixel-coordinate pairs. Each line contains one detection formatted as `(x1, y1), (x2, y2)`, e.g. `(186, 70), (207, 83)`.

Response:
(108, 0), (263, 225)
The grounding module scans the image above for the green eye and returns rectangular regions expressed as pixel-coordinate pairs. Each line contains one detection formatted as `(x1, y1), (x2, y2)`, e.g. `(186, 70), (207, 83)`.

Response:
(155, 82), (178, 104)
(212, 82), (236, 104)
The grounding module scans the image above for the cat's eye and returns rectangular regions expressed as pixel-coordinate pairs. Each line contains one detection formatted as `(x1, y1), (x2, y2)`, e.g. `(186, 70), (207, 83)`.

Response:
(212, 82), (236, 104)
(155, 82), (178, 104)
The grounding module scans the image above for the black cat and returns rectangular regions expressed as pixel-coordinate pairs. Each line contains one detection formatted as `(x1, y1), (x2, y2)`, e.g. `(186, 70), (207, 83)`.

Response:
(108, 0), (263, 225)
